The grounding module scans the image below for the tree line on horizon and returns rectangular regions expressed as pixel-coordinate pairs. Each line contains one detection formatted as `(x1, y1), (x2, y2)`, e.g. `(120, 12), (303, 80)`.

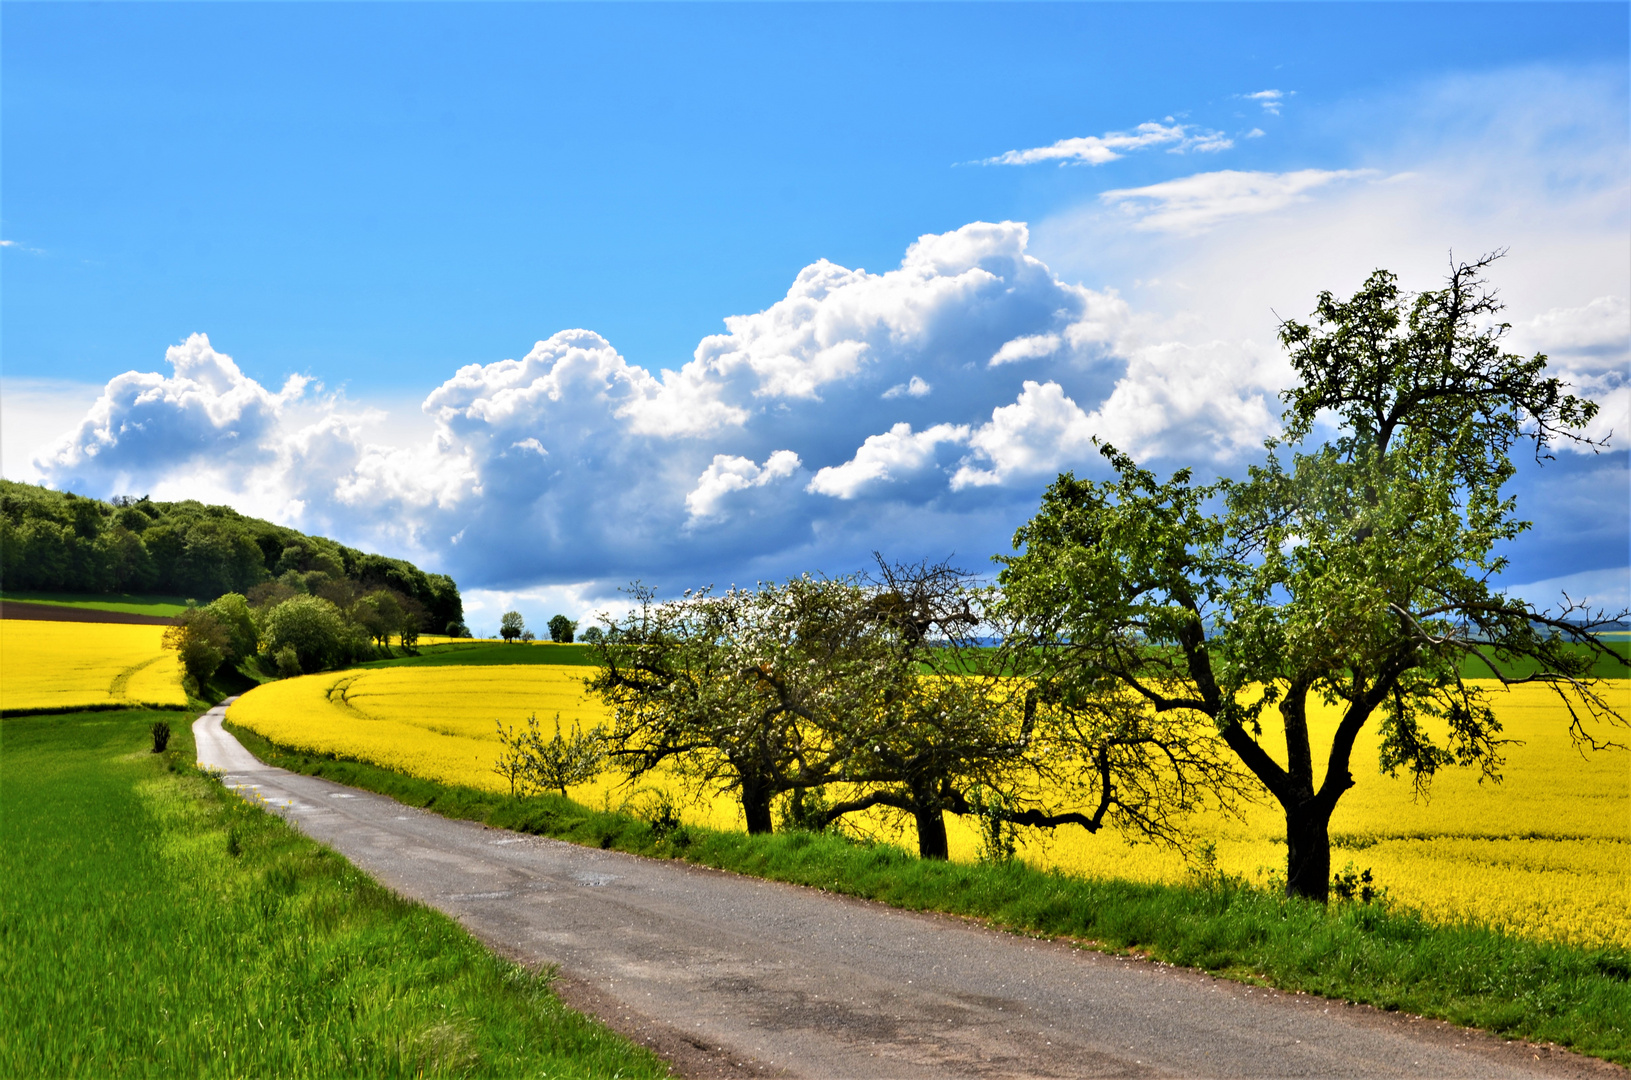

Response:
(0, 480), (465, 633)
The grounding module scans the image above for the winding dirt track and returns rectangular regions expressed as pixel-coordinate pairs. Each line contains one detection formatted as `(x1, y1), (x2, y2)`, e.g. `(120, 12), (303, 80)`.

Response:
(194, 704), (1618, 1080)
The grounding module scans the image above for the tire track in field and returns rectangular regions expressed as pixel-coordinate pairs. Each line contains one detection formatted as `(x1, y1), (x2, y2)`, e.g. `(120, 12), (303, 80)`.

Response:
(108, 653), (166, 703)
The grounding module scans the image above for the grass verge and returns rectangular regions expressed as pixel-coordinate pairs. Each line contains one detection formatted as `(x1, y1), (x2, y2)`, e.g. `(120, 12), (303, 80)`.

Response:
(1, 710), (670, 1079)
(224, 720), (1631, 1066)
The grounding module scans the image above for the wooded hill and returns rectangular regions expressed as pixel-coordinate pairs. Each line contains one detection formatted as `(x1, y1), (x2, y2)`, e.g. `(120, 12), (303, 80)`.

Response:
(0, 480), (463, 633)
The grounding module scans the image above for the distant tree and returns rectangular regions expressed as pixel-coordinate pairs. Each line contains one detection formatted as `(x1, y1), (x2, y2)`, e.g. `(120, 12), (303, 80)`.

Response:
(353, 590), (406, 648)
(500, 610), (526, 644)
(579, 625), (605, 645)
(445, 620), (472, 639)
(547, 614), (577, 643)
(163, 608), (231, 691)
(520, 629), (536, 642)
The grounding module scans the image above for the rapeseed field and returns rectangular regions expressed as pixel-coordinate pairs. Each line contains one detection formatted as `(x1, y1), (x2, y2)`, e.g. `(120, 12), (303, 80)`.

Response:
(227, 666), (1630, 947)
(0, 619), (187, 712)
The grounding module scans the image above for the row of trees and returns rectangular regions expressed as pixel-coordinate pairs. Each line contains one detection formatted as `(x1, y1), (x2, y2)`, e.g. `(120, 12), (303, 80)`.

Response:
(498, 611), (581, 643)
(0, 482), (465, 634)
(582, 257), (1626, 901)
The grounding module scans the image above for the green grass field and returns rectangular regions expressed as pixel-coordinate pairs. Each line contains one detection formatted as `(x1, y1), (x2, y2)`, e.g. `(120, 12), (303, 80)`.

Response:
(359, 641), (601, 668)
(0, 590), (192, 617)
(225, 719), (1631, 1066)
(0, 709), (668, 1079)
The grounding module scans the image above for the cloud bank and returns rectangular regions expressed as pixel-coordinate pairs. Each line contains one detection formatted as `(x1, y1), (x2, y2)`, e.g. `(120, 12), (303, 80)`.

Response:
(40, 221), (1225, 595)
(24, 66), (1628, 623)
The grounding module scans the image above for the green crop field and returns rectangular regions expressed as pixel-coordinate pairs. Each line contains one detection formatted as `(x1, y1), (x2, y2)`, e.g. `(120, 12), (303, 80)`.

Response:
(359, 640), (601, 668)
(0, 709), (667, 1079)
(0, 590), (192, 617)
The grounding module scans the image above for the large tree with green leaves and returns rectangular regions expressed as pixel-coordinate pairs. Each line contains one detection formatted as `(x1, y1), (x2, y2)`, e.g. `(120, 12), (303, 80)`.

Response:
(997, 255), (1626, 901)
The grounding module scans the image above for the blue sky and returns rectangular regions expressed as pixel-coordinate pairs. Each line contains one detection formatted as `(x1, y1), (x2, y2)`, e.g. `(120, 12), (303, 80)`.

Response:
(4, 3), (1627, 632)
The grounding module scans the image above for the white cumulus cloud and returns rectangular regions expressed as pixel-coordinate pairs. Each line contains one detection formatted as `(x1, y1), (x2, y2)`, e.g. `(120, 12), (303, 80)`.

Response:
(807, 423), (970, 499)
(686, 450), (802, 522)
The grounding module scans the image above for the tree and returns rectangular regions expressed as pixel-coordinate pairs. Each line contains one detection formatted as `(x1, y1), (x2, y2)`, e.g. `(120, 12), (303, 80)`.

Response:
(547, 614), (577, 643)
(997, 256), (1626, 902)
(260, 595), (357, 674)
(500, 610), (526, 644)
(587, 580), (883, 834)
(588, 566), (1038, 857)
(203, 592), (258, 663)
(353, 589), (406, 648)
(163, 608), (231, 691)
(529, 713), (607, 796)
(794, 558), (1033, 859)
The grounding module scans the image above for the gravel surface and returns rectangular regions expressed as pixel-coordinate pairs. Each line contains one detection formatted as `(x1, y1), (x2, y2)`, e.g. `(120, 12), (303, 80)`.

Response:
(195, 704), (1620, 1079)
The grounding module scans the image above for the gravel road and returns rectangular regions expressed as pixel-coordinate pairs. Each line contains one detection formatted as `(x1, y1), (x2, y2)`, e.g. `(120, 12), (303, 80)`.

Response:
(195, 704), (1618, 1079)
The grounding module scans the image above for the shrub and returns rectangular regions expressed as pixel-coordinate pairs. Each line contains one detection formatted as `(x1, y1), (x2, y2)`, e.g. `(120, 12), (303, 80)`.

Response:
(274, 645), (302, 678)
(150, 721), (171, 753)
(162, 608), (230, 688)
(261, 595), (358, 674)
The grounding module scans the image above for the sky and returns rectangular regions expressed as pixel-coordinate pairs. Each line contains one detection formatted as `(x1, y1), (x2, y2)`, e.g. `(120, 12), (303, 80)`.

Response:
(3, 3), (1627, 635)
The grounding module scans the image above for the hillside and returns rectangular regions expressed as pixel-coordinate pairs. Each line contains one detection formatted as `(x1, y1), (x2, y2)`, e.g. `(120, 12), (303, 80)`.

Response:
(0, 480), (463, 634)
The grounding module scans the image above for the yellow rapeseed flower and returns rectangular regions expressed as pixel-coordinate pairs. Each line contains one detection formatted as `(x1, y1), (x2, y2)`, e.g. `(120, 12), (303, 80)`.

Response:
(227, 668), (1631, 946)
(0, 619), (187, 712)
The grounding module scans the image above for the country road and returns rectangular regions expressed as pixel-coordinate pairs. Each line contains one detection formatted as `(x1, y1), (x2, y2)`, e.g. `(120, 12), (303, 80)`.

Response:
(194, 704), (1616, 1079)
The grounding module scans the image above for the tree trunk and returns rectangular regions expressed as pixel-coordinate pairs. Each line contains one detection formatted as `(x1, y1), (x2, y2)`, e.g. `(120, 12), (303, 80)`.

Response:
(913, 806), (949, 860)
(1284, 802), (1332, 903)
(740, 776), (775, 835)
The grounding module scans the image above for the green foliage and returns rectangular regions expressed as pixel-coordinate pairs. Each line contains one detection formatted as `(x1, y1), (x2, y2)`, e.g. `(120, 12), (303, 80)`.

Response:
(0, 480), (463, 630)
(1, 711), (667, 1079)
(360, 641), (602, 668)
(202, 591), (258, 661)
(163, 608), (231, 688)
(499, 610), (525, 644)
(965, 785), (1019, 866)
(150, 720), (171, 753)
(492, 714), (607, 797)
(274, 645), (303, 679)
(547, 614), (577, 643)
(227, 722), (1631, 1067)
(995, 256), (1627, 901)
(260, 595), (361, 674)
